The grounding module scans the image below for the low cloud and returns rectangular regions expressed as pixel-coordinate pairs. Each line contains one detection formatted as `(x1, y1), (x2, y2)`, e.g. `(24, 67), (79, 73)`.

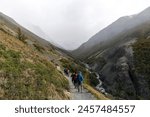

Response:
(0, 0), (150, 49)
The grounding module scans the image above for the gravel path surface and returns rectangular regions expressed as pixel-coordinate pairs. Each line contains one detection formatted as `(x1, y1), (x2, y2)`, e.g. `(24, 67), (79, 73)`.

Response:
(67, 77), (96, 100)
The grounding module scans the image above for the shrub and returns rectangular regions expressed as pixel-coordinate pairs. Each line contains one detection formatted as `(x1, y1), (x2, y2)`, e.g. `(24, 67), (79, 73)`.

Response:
(17, 28), (26, 43)
(33, 43), (45, 53)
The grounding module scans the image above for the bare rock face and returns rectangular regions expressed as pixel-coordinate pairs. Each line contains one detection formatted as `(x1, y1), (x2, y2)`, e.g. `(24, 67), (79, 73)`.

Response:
(99, 54), (136, 99)
(93, 45), (150, 99)
(115, 56), (136, 99)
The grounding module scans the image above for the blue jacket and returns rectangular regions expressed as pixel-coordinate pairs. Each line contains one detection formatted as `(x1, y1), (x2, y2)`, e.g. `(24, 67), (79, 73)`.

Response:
(77, 72), (84, 82)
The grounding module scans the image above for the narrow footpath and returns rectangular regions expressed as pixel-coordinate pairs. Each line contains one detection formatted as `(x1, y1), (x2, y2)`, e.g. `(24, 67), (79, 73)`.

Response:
(56, 66), (96, 100)
(67, 76), (96, 100)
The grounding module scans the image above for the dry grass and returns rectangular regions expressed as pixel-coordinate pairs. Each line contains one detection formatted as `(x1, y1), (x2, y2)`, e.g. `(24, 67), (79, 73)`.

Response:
(0, 29), (70, 100)
(83, 84), (110, 100)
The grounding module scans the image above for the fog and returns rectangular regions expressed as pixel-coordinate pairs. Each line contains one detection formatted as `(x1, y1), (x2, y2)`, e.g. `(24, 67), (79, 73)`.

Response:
(0, 0), (150, 50)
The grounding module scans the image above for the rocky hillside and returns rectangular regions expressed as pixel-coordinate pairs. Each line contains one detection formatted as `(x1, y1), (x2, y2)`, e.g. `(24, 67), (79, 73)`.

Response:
(0, 12), (71, 99)
(71, 7), (150, 99)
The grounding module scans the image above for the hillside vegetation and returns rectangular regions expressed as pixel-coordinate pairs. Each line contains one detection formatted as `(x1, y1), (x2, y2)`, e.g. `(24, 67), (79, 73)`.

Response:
(133, 38), (150, 88)
(0, 28), (70, 99)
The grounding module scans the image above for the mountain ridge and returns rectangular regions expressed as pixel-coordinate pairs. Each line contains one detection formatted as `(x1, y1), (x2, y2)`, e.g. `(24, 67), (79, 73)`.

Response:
(72, 6), (150, 60)
(71, 6), (150, 99)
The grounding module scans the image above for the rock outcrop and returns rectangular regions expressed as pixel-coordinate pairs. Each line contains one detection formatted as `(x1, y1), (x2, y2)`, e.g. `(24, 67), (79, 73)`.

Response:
(88, 42), (150, 99)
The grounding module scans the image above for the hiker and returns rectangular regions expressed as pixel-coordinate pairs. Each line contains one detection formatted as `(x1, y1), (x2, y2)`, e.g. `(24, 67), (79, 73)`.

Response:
(76, 71), (84, 93)
(71, 72), (78, 88)
(64, 68), (69, 76)
(67, 69), (70, 76)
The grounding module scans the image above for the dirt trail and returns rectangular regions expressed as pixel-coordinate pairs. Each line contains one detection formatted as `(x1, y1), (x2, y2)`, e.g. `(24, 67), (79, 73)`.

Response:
(67, 76), (96, 100)
(56, 66), (96, 100)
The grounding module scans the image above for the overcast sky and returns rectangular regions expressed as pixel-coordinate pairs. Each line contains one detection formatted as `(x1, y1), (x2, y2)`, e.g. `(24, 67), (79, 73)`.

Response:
(0, 0), (150, 50)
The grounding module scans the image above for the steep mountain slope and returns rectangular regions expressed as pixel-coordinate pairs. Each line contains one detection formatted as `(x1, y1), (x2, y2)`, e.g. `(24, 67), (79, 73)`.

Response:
(0, 12), (55, 48)
(0, 12), (71, 99)
(71, 7), (150, 99)
(0, 12), (109, 100)
(72, 7), (150, 60)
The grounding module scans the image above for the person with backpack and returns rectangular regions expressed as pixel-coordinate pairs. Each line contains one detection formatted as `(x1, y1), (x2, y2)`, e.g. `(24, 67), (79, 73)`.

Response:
(76, 71), (84, 93)
(71, 71), (78, 88)
(64, 68), (69, 76)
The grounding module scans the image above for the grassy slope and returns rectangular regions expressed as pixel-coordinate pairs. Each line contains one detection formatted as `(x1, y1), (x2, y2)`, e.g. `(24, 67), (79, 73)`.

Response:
(83, 84), (109, 100)
(0, 30), (69, 99)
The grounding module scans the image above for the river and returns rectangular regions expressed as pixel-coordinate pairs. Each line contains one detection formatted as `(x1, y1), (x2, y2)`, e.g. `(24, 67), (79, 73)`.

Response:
(83, 62), (107, 95)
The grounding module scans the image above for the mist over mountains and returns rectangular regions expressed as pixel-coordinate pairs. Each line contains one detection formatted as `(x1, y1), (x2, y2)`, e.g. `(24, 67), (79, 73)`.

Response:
(25, 24), (63, 48)
(72, 7), (150, 59)
(0, 10), (109, 100)
(1, 5), (150, 99)
(71, 7), (150, 99)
